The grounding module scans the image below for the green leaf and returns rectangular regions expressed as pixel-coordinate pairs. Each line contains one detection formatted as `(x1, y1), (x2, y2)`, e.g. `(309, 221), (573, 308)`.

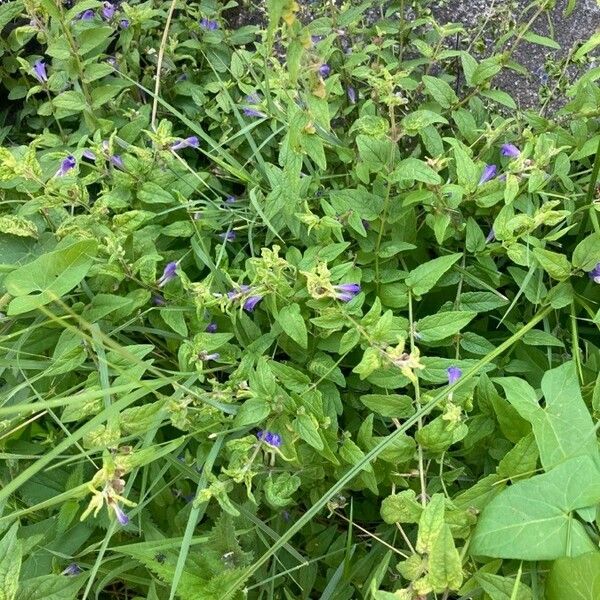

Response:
(496, 362), (599, 470)
(453, 145), (479, 191)
(359, 394), (414, 418)
(264, 473), (301, 508)
(138, 182), (176, 205)
(276, 303), (307, 348)
(479, 89), (518, 109)
(52, 91), (87, 113)
(293, 413), (323, 450)
(78, 26), (113, 55)
(15, 574), (84, 600)
(401, 110), (448, 134)
(405, 253), (462, 296)
(233, 399), (270, 427)
(522, 31), (560, 49)
(546, 552), (600, 600)
(471, 57), (502, 85)
(380, 489), (422, 524)
(392, 157), (442, 184)
(0, 522), (21, 600)
(428, 519), (463, 593)
(5, 239), (98, 315)
(422, 75), (458, 108)
(533, 247), (571, 281)
(474, 573), (532, 600)
(471, 455), (600, 560)
(415, 311), (476, 342)
(572, 233), (600, 271)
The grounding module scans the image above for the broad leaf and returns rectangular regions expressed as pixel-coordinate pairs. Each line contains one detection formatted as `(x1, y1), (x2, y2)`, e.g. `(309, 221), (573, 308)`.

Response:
(471, 455), (600, 560)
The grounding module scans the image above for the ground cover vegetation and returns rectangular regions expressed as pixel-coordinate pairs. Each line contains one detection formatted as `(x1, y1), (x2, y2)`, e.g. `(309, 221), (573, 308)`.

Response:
(0, 0), (599, 598)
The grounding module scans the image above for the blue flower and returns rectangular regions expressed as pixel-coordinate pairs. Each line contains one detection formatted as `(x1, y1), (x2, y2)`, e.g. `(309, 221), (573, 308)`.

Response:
(82, 149), (96, 160)
(56, 155), (76, 177)
(485, 228), (496, 243)
(347, 86), (357, 104)
(225, 195), (237, 204)
(200, 18), (219, 30)
(500, 144), (520, 158)
(101, 2), (115, 19)
(32, 59), (48, 83)
(478, 164), (497, 185)
(257, 430), (282, 447)
(227, 284), (251, 300)
(245, 92), (261, 104)
(152, 295), (166, 306)
(219, 231), (236, 242)
(171, 136), (199, 151)
(110, 154), (124, 169)
(446, 366), (462, 385)
(243, 107), (266, 118)
(333, 283), (361, 302)
(157, 262), (178, 287)
(205, 322), (218, 333)
(198, 351), (220, 362)
(243, 295), (263, 312)
(79, 9), (95, 20)
(588, 263), (600, 284)
(318, 64), (331, 78)
(119, 18), (129, 28)
(61, 563), (82, 576)
(112, 504), (129, 526)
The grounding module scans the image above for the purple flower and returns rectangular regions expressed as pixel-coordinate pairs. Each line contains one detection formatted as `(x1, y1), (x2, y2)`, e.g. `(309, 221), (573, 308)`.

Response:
(333, 283), (361, 302)
(361, 219), (370, 230)
(82, 149), (96, 160)
(243, 295), (263, 312)
(198, 351), (220, 361)
(246, 92), (261, 105)
(56, 155), (76, 177)
(447, 366), (462, 385)
(119, 19), (129, 28)
(32, 59), (47, 83)
(227, 284), (251, 300)
(106, 56), (117, 67)
(500, 144), (520, 158)
(110, 154), (124, 169)
(225, 195), (237, 204)
(157, 261), (178, 287)
(243, 107), (266, 118)
(61, 563), (82, 576)
(171, 136), (199, 151)
(311, 35), (323, 44)
(318, 64), (331, 78)
(79, 9), (95, 20)
(112, 504), (129, 526)
(588, 263), (600, 284)
(101, 2), (115, 19)
(152, 295), (166, 306)
(257, 430), (282, 447)
(478, 164), (497, 185)
(200, 18), (219, 30)
(205, 322), (218, 333)
(219, 231), (236, 241)
(347, 86), (357, 104)
(485, 228), (496, 243)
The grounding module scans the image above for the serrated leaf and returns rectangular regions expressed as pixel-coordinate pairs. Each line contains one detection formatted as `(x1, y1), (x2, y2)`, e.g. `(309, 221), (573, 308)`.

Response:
(405, 253), (462, 297)
(0, 522), (21, 600)
(276, 303), (307, 348)
(416, 311), (476, 342)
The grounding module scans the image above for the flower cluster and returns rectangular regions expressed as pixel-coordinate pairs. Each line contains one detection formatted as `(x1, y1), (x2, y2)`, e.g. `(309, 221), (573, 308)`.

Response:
(78, 2), (128, 26)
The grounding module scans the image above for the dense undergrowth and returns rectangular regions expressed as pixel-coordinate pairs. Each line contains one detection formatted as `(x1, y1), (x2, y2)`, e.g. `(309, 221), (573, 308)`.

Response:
(0, 0), (600, 598)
